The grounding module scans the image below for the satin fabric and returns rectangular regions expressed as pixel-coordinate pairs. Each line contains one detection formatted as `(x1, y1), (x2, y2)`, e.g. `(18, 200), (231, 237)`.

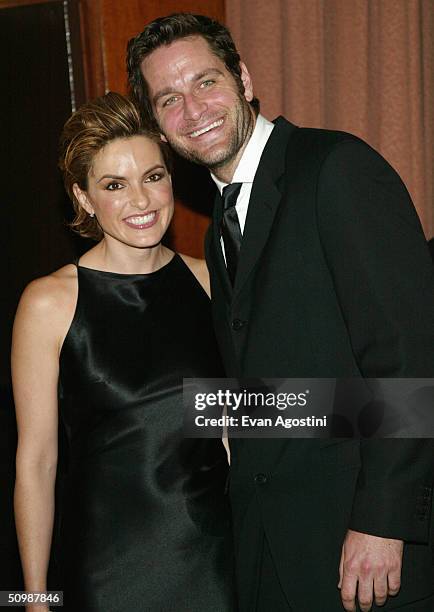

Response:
(55, 254), (235, 611)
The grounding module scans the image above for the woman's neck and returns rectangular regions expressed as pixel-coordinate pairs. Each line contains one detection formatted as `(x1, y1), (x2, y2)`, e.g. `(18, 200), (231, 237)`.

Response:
(81, 238), (173, 274)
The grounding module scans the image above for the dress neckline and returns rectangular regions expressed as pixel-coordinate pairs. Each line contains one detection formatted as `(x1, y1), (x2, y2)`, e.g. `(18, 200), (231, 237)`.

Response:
(76, 253), (178, 278)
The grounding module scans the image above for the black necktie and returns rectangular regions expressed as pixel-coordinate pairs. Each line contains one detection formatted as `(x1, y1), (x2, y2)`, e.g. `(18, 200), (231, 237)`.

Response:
(221, 183), (242, 285)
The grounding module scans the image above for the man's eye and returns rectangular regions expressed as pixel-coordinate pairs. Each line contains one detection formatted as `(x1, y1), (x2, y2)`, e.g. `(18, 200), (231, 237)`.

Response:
(200, 79), (215, 88)
(162, 96), (179, 107)
(106, 182), (123, 191)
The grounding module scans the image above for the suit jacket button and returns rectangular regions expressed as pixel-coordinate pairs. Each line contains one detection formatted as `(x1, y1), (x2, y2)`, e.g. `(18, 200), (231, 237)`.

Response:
(254, 473), (268, 484)
(232, 318), (245, 331)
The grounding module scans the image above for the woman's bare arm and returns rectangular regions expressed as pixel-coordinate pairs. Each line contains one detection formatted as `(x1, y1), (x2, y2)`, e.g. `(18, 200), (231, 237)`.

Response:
(12, 270), (75, 611)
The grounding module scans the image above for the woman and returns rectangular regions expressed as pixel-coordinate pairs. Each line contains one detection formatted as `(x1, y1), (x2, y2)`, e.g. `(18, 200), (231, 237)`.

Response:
(12, 92), (235, 612)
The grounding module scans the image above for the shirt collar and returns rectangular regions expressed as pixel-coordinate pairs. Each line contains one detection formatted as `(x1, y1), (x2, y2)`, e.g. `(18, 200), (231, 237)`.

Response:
(211, 114), (275, 194)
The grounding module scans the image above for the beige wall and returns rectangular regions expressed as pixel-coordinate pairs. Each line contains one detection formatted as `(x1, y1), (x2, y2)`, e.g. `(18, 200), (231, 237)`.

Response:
(227, 0), (434, 237)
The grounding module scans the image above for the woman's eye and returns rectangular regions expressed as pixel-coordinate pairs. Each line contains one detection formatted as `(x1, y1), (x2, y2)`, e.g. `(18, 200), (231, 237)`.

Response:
(106, 182), (123, 191)
(145, 173), (163, 183)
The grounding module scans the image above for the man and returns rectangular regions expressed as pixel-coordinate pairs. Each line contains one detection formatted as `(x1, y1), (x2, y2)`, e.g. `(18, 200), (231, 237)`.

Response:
(127, 14), (434, 612)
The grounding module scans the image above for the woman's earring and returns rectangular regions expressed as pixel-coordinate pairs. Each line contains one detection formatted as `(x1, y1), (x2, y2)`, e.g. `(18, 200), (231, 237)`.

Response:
(90, 212), (95, 218)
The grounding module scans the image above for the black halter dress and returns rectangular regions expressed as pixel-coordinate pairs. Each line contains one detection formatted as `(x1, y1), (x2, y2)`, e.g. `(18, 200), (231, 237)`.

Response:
(55, 254), (235, 611)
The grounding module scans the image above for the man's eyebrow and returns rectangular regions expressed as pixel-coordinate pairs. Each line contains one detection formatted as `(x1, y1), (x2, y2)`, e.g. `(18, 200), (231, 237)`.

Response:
(194, 68), (224, 82)
(153, 68), (224, 104)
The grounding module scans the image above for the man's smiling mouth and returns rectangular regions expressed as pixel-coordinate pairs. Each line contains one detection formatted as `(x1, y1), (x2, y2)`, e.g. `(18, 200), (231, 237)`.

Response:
(188, 118), (224, 138)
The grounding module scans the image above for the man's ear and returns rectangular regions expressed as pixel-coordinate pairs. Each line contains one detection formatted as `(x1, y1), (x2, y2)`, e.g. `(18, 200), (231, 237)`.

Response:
(240, 62), (254, 103)
(160, 133), (168, 143)
(73, 183), (94, 216)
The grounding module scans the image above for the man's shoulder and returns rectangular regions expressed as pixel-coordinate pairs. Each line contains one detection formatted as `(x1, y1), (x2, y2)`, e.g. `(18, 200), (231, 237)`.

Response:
(275, 118), (383, 172)
(276, 116), (364, 149)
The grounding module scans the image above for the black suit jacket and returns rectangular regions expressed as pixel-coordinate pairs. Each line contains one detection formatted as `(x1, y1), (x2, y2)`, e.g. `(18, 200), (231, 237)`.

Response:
(205, 118), (434, 611)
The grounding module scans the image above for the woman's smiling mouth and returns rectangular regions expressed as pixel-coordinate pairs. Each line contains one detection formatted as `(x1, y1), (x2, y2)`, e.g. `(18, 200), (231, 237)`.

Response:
(123, 211), (159, 229)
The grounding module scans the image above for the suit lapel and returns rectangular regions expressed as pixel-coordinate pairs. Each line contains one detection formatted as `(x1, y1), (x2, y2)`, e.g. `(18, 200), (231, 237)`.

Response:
(233, 117), (297, 297)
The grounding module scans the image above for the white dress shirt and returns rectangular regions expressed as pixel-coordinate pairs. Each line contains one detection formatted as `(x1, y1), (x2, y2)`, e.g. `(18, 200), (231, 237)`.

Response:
(211, 114), (275, 240)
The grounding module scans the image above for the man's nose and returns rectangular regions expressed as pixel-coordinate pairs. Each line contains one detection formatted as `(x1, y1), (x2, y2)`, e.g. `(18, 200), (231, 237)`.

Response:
(183, 94), (207, 121)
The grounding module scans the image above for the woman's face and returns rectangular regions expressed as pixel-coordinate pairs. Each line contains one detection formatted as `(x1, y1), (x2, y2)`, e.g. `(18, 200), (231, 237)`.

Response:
(75, 135), (173, 250)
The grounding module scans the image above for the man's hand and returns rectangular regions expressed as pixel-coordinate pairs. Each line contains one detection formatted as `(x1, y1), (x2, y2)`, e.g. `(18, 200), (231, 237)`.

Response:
(338, 529), (403, 611)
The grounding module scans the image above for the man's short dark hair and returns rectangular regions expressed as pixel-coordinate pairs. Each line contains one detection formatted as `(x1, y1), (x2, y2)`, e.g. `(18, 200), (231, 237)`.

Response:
(127, 12), (260, 128)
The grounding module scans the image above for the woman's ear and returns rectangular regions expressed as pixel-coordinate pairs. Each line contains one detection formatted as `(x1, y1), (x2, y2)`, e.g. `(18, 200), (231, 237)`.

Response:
(73, 183), (94, 217)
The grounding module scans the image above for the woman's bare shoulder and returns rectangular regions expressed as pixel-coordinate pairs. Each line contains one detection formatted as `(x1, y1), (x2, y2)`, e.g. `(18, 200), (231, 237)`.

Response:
(15, 265), (79, 354)
(19, 264), (77, 313)
(179, 254), (210, 297)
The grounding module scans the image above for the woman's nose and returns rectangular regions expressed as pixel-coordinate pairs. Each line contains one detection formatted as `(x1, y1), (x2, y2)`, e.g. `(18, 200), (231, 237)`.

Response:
(131, 186), (151, 210)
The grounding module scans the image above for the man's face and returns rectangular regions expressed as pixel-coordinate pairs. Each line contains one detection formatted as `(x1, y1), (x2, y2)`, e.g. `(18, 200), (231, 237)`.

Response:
(140, 36), (255, 172)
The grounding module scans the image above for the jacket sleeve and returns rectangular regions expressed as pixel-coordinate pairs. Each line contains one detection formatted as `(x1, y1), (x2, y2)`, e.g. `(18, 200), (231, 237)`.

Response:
(316, 139), (434, 542)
